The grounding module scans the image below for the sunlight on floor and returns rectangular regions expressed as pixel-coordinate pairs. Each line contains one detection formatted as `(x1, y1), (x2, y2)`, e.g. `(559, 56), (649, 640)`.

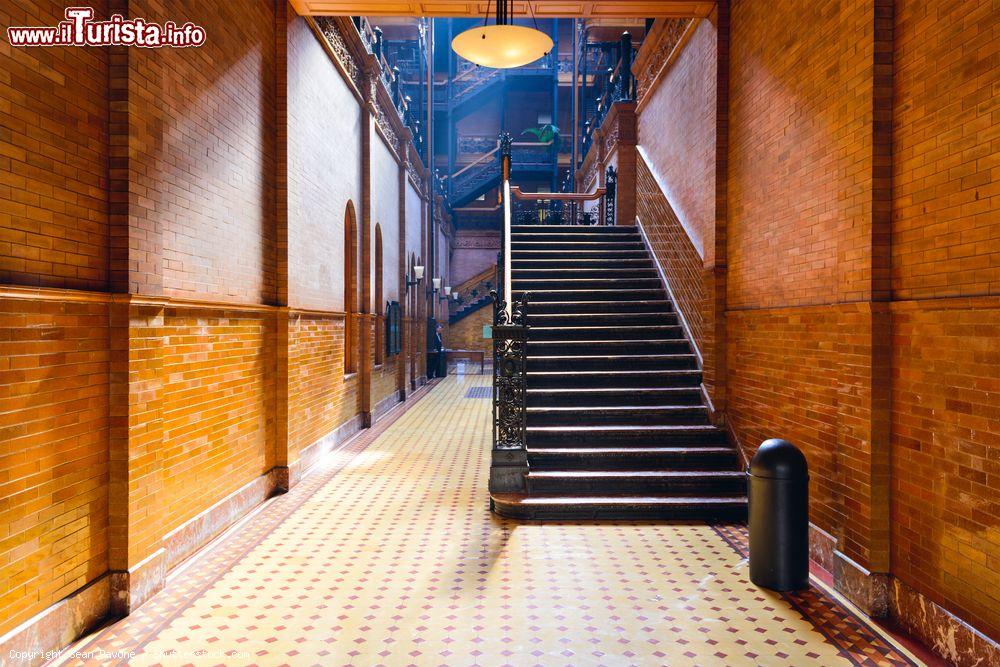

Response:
(54, 375), (923, 666)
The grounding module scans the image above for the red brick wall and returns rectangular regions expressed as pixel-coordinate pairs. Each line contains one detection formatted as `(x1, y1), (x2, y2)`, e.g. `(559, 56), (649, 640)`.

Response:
(287, 314), (359, 461)
(726, 0), (885, 568)
(448, 307), (491, 359)
(0, 3), (113, 633)
(728, 0), (876, 310)
(371, 138), (401, 312)
(0, 2), (436, 647)
(892, 0), (998, 300)
(636, 157), (705, 353)
(0, 1), (110, 290)
(891, 298), (1000, 638)
(130, 0), (277, 304)
(636, 0), (998, 641)
(727, 306), (846, 541)
(633, 14), (725, 406)
(0, 295), (109, 634)
(286, 13), (362, 312)
(889, 0), (1000, 639)
(159, 308), (275, 535)
(637, 19), (716, 256)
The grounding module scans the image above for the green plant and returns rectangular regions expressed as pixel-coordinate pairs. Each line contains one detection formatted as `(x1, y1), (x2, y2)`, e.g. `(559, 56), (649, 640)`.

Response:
(521, 123), (560, 144)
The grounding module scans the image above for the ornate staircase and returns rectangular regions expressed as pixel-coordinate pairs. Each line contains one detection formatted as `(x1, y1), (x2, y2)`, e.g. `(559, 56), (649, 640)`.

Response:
(491, 224), (747, 520)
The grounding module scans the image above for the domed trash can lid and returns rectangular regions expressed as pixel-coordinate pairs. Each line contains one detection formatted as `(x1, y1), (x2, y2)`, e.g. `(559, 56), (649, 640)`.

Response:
(749, 438), (808, 480)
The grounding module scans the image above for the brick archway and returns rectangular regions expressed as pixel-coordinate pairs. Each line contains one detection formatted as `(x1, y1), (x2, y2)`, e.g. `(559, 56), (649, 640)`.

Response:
(344, 201), (359, 375)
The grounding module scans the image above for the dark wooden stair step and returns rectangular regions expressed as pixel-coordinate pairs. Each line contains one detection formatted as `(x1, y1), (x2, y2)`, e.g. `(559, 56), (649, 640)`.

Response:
(526, 470), (746, 494)
(530, 354), (698, 372)
(514, 278), (663, 290)
(512, 225), (639, 234)
(528, 300), (673, 314)
(528, 369), (702, 389)
(512, 258), (654, 269)
(528, 325), (684, 341)
(515, 289), (665, 302)
(526, 387), (703, 407)
(514, 268), (658, 279)
(491, 493), (748, 521)
(511, 249), (649, 260)
(528, 312), (679, 327)
(527, 338), (689, 355)
(527, 424), (726, 447)
(511, 233), (641, 243)
(528, 446), (739, 470)
(527, 404), (709, 426)
(512, 240), (645, 249)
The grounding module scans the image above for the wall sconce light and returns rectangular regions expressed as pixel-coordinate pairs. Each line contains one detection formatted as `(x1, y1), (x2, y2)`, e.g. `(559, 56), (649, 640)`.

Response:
(453, 291), (460, 301)
(432, 277), (442, 293)
(405, 264), (425, 293)
(440, 285), (453, 302)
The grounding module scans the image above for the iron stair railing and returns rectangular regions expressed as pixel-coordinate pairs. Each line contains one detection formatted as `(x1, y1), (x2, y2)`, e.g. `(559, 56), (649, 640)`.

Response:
(489, 133), (530, 496)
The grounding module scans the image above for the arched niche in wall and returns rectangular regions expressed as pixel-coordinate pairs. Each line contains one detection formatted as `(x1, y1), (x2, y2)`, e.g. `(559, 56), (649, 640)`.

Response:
(344, 201), (359, 375)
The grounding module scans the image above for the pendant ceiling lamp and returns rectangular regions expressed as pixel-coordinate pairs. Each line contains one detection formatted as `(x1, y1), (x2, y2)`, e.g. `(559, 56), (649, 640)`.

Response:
(451, 0), (553, 69)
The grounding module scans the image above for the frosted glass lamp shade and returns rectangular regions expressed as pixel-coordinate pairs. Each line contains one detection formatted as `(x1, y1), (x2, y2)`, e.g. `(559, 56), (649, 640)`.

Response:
(452, 24), (553, 69)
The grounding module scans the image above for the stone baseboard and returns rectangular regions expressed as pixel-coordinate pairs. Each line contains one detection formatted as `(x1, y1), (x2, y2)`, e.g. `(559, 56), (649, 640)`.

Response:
(373, 390), (403, 421)
(808, 522), (836, 573)
(831, 550), (890, 617)
(0, 576), (110, 667)
(890, 578), (1000, 667)
(162, 470), (281, 571)
(281, 413), (366, 490)
(110, 549), (166, 617)
(13, 410), (372, 665)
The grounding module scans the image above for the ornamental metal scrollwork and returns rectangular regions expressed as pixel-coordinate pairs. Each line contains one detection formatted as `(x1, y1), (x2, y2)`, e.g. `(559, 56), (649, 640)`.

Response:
(491, 290), (530, 452)
(605, 165), (618, 227)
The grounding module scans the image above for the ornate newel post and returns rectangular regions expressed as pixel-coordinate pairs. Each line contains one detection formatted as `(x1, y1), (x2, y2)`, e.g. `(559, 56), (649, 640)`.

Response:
(489, 132), (530, 494)
(489, 292), (529, 493)
(604, 165), (618, 226)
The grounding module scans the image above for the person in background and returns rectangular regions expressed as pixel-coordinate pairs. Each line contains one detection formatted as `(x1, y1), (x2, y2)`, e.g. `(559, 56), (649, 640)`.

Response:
(427, 318), (445, 378)
(435, 323), (447, 377)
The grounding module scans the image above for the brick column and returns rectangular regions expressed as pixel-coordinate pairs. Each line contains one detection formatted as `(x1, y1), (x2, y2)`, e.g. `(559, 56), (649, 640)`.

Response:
(608, 102), (638, 226)
(397, 144), (409, 399)
(707, 1), (730, 419)
(830, 0), (894, 616)
(359, 61), (378, 425)
(273, 0), (291, 488)
(107, 9), (167, 612)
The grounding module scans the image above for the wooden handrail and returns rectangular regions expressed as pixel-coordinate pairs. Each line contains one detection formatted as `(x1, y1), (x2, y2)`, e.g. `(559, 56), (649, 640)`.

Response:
(454, 266), (498, 296)
(446, 140), (554, 181)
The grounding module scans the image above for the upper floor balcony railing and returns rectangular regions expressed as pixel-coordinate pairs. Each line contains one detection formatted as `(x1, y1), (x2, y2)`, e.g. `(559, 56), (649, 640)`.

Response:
(580, 31), (637, 160)
(354, 16), (426, 154)
(444, 137), (558, 206)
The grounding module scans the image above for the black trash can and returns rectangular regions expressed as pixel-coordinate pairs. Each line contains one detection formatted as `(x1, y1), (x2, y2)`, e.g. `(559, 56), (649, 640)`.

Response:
(748, 438), (809, 591)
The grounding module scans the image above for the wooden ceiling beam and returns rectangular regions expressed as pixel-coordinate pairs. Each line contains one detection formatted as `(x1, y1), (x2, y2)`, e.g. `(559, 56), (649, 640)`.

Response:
(289, 1), (715, 18)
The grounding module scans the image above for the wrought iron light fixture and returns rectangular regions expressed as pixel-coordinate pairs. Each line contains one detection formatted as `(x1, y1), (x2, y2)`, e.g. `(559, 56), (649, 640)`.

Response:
(451, 0), (552, 69)
(405, 265), (425, 293)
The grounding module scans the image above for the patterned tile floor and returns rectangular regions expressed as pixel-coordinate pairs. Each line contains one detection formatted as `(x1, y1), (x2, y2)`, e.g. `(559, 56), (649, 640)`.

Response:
(54, 375), (927, 666)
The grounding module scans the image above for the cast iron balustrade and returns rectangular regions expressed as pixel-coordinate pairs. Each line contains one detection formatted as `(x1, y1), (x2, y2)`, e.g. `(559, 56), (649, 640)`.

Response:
(353, 17), (426, 153)
(445, 138), (557, 206)
(489, 133), (531, 495)
(509, 165), (618, 226)
(581, 31), (637, 159)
